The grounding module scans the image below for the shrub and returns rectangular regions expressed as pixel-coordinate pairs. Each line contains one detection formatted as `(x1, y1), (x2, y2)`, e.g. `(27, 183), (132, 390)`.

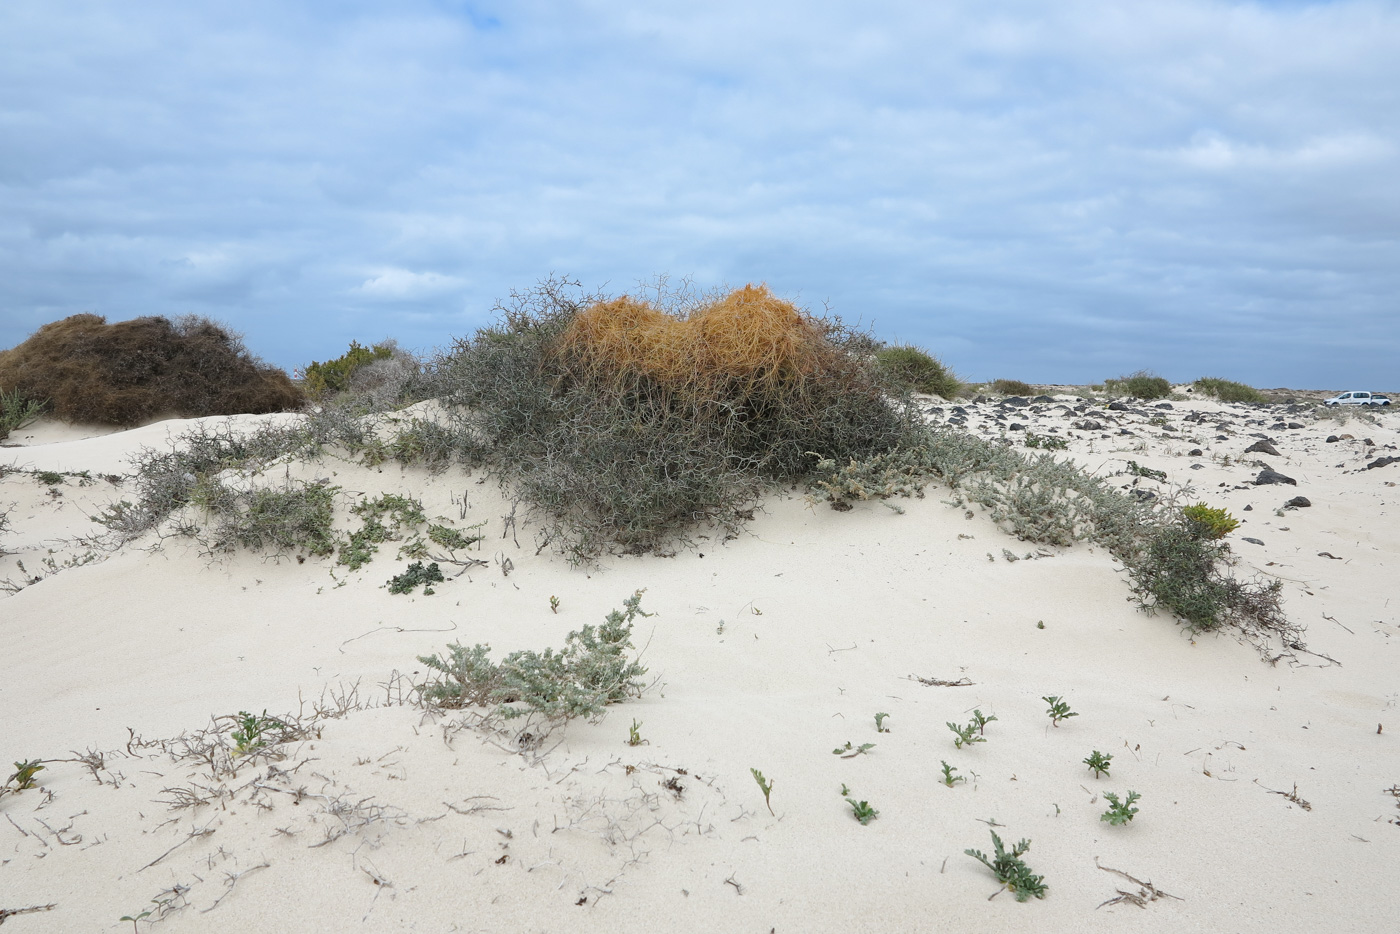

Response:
(874, 345), (962, 398)
(300, 340), (427, 406)
(1181, 503), (1238, 540)
(0, 314), (303, 426)
(1, 388), (45, 441)
(1192, 377), (1266, 404)
(427, 278), (918, 560)
(989, 379), (1035, 396)
(210, 480), (339, 558)
(417, 589), (650, 726)
(1103, 370), (1171, 401)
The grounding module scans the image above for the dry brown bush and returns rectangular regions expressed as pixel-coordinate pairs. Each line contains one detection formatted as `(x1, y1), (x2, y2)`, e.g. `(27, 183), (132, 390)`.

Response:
(0, 314), (303, 426)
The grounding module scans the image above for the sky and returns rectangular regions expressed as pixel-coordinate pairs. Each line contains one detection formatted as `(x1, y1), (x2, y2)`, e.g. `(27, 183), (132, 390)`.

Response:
(2, 0), (1398, 389)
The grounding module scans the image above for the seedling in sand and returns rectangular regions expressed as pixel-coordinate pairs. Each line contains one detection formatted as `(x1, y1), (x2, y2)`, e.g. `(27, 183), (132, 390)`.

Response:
(971, 709), (997, 735)
(874, 712), (890, 733)
(1042, 696), (1078, 726)
(6, 759), (45, 791)
(1101, 790), (1140, 825)
(833, 741), (876, 758)
(231, 711), (283, 756)
(550, 595), (560, 614)
(846, 794), (879, 825)
(751, 768), (774, 815)
(626, 719), (647, 747)
(947, 720), (986, 749)
(940, 760), (965, 787)
(1084, 750), (1113, 778)
(965, 831), (1047, 901)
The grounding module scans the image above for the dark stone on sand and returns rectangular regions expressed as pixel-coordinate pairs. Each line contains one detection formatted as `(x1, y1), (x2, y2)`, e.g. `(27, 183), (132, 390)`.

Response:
(1108, 401), (1129, 411)
(1365, 456), (1399, 470)
(1241, 537), (1265, 546)
(1253, 467), (1297, 486)
(1284, 496), (1311, 508)
(1243, 504), (1252, 511)
(1287, 422), (1304, 430)
(1188, 448), (1203, 456)
(1073, 419), (1103, 431)
(1154, 402), (1174, 410)
(1245, 439), (1281, 456)
(1325, 435), (1340, 443)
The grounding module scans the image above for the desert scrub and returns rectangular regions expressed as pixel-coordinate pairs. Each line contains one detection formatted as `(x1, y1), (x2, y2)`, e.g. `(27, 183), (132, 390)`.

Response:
(874, 345), (963, 398)
(989, 379), (1035, 396)
(1023, 432), (1067, 450)
(965, 832), (1047, 901)
(417, 589), (650, 727)
(387, 560), (444, 595)
(207, 479), (339, 558)
(339, 493), (428, 570)
(427, 277), (921, 560)
(300, 341), (395, 397)
(1104, 371), (1171, 401)
(1192, 377), (1265, 404)
(0, 388), (45, 441)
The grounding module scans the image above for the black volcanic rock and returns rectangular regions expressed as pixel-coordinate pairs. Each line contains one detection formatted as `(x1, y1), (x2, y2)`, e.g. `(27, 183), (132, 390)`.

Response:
(1253, 467), (1297, 486)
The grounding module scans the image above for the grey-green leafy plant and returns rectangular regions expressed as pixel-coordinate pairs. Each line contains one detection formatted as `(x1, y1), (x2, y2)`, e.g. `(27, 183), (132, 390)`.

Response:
(1042, 696), (1078, 726)
(940, 760), (965, 787)
(948, 720), (986, 749)
(1126, 460), (1167, 481)
(427, 522), (484, 552)
(971, 709), (997, 735)
(751, 768), (774, 815)
(847, 795), (879, 825)
(965, 831), (1047, 901)
(874, 712), (890, 733)
(1101, 790), (1140, 825)
(231, 711), (283, 756)
(1024, 432), (1068, 451)
(833, 741), (876, 758)
(387, 561), (444, 595)
(417, 590), (650, 727)
(0, 388), (45, 441)
(6, 759), (45, 792)
(1084, 750), (1112, 778)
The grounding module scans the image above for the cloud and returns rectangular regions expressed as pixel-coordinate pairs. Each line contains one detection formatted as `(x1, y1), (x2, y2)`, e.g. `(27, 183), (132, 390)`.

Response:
(0, 0), (1397, 386)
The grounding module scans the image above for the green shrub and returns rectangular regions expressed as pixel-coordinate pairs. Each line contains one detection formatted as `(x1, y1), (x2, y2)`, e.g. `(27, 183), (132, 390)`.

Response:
(1192, 377), (1265, 404)
(1103, 370), (1171, 401)
(300, 341), (394, 397)
(0, 388), (45, 441)
(874, 345), (962, 398)
(989, 379), (1035, 396)
(215, 480), (339, 558)
(387, 560), (444, 595)
(0, 314), (302, 426)
(417, 590), (650, 726)
(1181, 503), (1238, 539)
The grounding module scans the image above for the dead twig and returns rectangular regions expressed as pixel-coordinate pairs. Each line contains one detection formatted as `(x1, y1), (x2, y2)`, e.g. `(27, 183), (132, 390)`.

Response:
(1255, 779), (1312, 811)
(1095, 858), (1182, 909)
(0, 903), (57, 925)
(908, 674), (974, 687)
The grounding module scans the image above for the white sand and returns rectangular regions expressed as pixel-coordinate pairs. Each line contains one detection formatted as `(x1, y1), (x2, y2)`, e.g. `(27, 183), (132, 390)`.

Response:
(2, 398), (1398, 932)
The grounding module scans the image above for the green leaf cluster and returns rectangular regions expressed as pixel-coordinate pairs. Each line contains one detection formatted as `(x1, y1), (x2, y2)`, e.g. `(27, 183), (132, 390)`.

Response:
(965, 831), (1047, 901)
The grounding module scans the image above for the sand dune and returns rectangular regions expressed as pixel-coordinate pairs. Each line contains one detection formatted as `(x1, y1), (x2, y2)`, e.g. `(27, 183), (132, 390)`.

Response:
(2, 396), (1397, 932)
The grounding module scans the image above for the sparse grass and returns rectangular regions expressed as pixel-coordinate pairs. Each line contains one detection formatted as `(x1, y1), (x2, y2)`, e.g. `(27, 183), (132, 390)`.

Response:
(1104, 370), (1171, 401)
(1193, 377), (1265, 404)
(875, 345), (963, 399)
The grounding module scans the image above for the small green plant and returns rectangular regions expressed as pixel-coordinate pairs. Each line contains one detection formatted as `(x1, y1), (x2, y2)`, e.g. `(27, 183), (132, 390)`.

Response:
(550, 595), (560, 614)
(965, 831), (1047, 901)
(1101, 790), (1141, 825)
(1104, 370), (1171, 401)
(230, 710), (283, 756)
(833, 741), (876, 758)
(1182, 503), (1238, 540)
(387, 561), (444, 595)
(971, 709), (997, 735)
(6, 759), (46, 791)
(35, 470), (65, 486)
(1043, 696), (1078, 726)
(626, 719), (646, 746)
(0, 388), (46, 441)
(874, 711), (890, 733)
(1084, 750), (1113, 778)
(847, 795), (879, 825)
(940, 760), (965, 787)
(1024, 432), (1068, 450)
(751, 768), (774, 815)
(947, 720), (986, 749)
(427, 523), (483, 551)
(1126, 460), (1167, 481)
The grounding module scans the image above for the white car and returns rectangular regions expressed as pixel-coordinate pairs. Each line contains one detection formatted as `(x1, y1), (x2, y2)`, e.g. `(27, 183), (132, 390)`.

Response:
(1324, 391), (1391, 406)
